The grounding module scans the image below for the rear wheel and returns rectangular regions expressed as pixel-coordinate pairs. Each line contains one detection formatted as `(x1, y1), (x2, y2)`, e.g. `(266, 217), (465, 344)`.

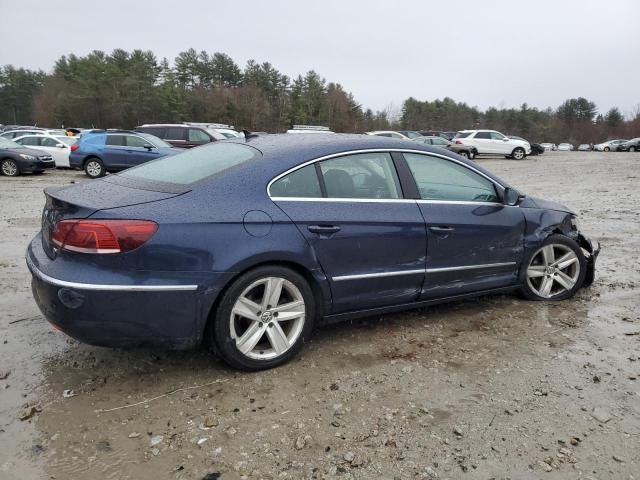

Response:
(604, 147), (610, 152)
(512, 147), (526, 160)
(521, 234), (587, 301)
(84, 158), (104, 178)
(208, 266), (315, 371)
(458, 151), (470, 159)
(1, 159), (20, 177)
(630, 146), (637, 152)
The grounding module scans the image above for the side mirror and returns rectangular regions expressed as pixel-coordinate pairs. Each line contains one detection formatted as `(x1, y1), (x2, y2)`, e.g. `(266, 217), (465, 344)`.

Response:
(503, 138), (509, 141)
(56, 143), (66, 148)
(143, 144), (154, 150)
(504, 187), (521, 206)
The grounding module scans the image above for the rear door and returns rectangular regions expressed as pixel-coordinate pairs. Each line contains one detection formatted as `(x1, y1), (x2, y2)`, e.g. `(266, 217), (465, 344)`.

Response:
(270, 151), (427, 313)
(471, 131), (494, 153)
(402, 152), (525, 299)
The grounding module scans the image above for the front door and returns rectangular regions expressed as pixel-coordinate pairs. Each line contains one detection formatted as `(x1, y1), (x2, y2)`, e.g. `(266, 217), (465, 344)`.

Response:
(402, 152), (525, 299)
(270, 151), (427, 313)
(122, 134), (162, 168)
(490, 131), (511, 154)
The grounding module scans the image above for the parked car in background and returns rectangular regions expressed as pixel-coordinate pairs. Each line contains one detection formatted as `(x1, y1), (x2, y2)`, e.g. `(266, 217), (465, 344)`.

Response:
(135, 124), (226, 148)
(577, 144), (593, 151)
(397, 131), (422, 139)
(417, 131), (454, 140)
(0, 137), (55, 176)
(412, 135), (478, 159)
(540, 143), (558, 151)
(26, 134), (599, 371)
(509, 136), (544, 156)
(13, 134), (76, 167)
(287, 125), (333, 134)
(557, 143), (574, 151)
(454, 130), (531, 159)
(69, 130), (177, 178)
(365, 131), (411, 140)
(593, 139), (627, 152)
(183, 122), (242, 138)
(617, 138), (640, 152)
(0, 128), (46, 139)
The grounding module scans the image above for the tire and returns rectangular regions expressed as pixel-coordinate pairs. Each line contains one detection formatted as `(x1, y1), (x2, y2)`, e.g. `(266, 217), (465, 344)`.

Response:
(512, 147), (526, 160)
(604, 147), (610, 152)
(207, 265), (316, 371)
(459, 151), (470, 159)
(84, 158), (105, 178)
(469, 150), (476, 160)
(520, 234), (587, 301)
(630, 146), (637, 152)
(1, 158), (20, 177)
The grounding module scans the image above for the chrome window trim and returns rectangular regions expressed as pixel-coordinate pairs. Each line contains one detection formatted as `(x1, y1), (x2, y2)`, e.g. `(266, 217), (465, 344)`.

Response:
(266, 148), (505, 200)
(26, 254), (198, 292)
(270, 197), (510, 207)
(426, 262), (516, 273)
(332, 262), (517, 282)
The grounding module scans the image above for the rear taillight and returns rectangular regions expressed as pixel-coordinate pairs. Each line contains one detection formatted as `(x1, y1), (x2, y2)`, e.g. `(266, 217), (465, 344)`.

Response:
(70, 144), (79, 152)
(455, 139), (463, 144)
(51, 219), (158, 254)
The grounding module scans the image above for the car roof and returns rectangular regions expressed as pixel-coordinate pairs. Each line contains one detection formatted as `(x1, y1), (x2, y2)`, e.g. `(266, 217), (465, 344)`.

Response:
(213, 133), (507, 187)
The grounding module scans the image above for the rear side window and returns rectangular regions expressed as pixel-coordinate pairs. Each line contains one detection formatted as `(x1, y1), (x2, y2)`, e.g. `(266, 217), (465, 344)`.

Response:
(474, 131), (491, 139)
(121, 142), (260, 185)
(139, 127), (164, 137)
(270, 165), (321, 198)
(454, 132), (471, 139)
(165, 127), (185, 140)
(319, 152), (401, 199)
(106, 135), (125, 146)
(404, 153), (498, 203)
(19, 136), (41, 146)
(84, 135), (105, 145)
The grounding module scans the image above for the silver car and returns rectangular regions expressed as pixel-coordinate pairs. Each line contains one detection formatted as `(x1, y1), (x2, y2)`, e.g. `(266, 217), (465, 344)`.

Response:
(593, 139), (627, 152)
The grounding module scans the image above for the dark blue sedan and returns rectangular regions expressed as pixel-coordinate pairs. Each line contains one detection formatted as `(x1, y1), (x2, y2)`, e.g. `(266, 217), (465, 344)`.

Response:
(69, 130), (178, 178)
(27, 134), (599, 370)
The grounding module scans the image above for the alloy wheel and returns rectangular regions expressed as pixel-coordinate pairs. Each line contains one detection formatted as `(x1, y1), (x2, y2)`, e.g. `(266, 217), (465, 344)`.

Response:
(526, 244), (580, 299)
(513, 148), (525, 160)
(229, 276), (306, 360)
(86, 161), (102, 177)
(1, 160), (18, 176)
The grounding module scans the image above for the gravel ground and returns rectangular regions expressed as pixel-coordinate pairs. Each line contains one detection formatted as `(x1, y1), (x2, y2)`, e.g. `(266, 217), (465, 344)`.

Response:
(0, 151), (639, 480)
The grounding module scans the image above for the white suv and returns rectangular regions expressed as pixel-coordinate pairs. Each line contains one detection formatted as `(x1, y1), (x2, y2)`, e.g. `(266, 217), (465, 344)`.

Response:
(455, 130), (531, 159)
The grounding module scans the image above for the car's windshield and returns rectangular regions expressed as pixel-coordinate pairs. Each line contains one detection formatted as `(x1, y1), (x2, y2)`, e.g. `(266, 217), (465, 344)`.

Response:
(120, 142), (260, 185)
(0, 137), (20, 148)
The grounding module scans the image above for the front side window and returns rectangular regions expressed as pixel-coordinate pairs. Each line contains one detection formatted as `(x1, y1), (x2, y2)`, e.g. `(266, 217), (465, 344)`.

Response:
(121, 142), (260, 185)
(404, 153), (498, 203)
(126, 135), (151, 148)
(270, 164), (321, 198)
(490, 132), (506, 140)
(474, 131), (491, 139)
(189, 128), (210, 142)
(319, 152), (401, 199)
(41, 137), (59, 147)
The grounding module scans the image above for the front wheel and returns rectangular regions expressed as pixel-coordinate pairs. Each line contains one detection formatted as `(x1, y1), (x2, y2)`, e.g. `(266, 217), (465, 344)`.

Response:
(630, 146), (637, 152)
(84, 158), (104, 178)
(604, 147), (610, 152)
(1, 159), (20, 177)
(512, 147), (526, 160)
(521, 234), (587, 301)
(208, 266), (316, 371)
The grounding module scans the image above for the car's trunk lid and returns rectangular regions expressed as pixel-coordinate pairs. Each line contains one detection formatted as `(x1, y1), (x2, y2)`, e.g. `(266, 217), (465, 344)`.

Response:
(41, 177), (189, 258)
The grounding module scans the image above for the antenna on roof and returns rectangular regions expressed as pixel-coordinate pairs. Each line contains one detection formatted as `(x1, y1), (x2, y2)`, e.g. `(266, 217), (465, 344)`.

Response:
(242, 129), (259, 139)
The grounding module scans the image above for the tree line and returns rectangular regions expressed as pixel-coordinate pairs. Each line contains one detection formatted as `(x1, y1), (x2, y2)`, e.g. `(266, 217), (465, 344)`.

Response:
(0, 49), (638, 143)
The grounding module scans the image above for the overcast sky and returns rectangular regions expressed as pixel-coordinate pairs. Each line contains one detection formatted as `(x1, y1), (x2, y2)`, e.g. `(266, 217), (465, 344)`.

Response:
(1, 0), (639, 117)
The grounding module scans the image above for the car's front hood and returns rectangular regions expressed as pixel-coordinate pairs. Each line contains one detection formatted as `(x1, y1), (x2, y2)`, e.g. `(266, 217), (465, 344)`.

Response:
(14, 147), (49, 157)
(519, 196), (574, 214)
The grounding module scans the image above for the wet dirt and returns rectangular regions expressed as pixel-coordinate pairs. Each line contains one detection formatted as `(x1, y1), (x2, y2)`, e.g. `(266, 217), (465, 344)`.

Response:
(1, 152), (639, 480)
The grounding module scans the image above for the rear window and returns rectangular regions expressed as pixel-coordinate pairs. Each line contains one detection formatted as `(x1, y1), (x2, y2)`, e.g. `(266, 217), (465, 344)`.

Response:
(454, 132), (471, 138)
(120, 142), (260, 185)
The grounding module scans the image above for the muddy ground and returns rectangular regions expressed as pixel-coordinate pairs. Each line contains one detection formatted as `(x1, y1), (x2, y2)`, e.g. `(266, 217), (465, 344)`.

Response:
(0, 151), (639, 480)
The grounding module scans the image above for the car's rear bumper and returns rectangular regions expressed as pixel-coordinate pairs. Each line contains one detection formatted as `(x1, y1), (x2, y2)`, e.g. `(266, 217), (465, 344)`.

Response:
(26, 236), (210, 350)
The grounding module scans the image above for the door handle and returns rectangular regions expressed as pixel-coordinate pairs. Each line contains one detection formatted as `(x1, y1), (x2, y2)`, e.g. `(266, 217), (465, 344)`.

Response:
(308, 225), (341, 235)
(429, 226), (454, 232)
